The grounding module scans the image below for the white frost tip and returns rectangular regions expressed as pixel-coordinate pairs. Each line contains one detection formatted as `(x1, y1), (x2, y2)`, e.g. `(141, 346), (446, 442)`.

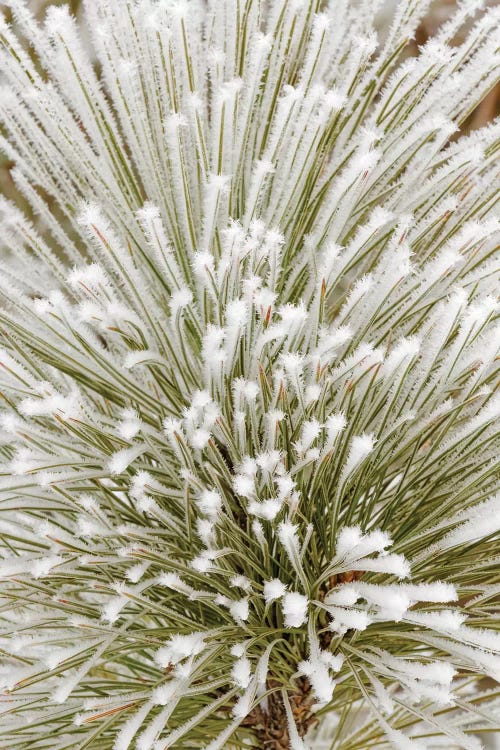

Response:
(192, 251), (215, 275)
(231, 656), (252, 688)
(248, 498), (282, 521)
(31, 555), (63, 579)
(170, 287), (193, 313)
(197, 489), (222, 518)
(263, 579), (287, 604)
(68, 263), (107, 289)
(107, 446), (142, 475)
(233, 474), (255, 498)
(229, 598), (249, 622)
(282, 592), (308, 628)
(155, 633), (205, 668)
(230, 575), (252, 592)
(345, 434), (375, 474)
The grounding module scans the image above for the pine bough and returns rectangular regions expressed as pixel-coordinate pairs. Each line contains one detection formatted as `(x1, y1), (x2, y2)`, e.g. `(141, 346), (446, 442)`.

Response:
(0, 1), (499, 748)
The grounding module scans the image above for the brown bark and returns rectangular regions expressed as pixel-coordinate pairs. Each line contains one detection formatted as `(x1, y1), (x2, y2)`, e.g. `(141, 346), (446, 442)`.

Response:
(242, 678), (318, 749)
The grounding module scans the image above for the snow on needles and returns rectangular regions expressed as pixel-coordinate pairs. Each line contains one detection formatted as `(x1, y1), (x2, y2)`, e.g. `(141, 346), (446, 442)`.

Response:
(0, 1), (499, 749)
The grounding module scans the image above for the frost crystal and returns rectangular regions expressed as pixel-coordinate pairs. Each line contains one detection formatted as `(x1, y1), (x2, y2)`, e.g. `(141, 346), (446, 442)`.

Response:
(0, 0), (499, 748)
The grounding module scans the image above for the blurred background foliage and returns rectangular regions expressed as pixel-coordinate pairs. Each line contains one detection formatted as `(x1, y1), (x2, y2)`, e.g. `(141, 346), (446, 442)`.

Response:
(0, 1), (82, 210)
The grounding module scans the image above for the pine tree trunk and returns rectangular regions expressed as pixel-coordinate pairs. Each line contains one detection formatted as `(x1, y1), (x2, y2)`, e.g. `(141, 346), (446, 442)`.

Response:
(242, 678), (318, 749)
